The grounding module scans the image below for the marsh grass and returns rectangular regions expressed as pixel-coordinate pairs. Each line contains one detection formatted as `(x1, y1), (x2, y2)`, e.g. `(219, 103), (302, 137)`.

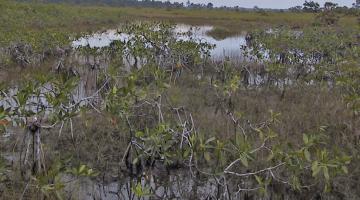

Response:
(1, 0), (358, 48)
(167, 70), (354, 142)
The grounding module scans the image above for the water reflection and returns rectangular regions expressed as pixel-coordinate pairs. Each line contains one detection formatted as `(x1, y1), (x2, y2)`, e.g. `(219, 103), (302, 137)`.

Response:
(72, 24), (247, 60)
(63, 170), (229, 200)
(72, 30), (128, 48)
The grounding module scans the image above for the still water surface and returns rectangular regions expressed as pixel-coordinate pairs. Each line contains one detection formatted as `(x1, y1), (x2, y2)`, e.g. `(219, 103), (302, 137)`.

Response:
(72, 24), (247, 60)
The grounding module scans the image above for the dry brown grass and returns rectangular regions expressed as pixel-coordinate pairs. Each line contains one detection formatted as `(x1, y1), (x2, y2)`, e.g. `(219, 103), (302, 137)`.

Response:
(168, 73), (354, 143)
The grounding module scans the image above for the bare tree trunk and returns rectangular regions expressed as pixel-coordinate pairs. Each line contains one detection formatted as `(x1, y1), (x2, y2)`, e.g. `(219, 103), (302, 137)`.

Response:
(20, 120), (42, 179)
(33, 127), (41, 175)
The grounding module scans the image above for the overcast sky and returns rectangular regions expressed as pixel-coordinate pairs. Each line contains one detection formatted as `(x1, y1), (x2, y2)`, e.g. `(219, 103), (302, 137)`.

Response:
(166, 0), (355, 9)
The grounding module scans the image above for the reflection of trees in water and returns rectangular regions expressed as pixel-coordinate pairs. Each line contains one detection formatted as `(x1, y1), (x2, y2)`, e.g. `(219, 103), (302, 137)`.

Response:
(64, 169), (311, 200)
(65, 170), (218, 200)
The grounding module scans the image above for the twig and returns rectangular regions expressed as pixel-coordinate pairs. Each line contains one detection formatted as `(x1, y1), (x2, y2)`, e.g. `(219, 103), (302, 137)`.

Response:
(224, 162), (285, 177)
(20, 180), (31, 200)
(70, 118), (74, 140)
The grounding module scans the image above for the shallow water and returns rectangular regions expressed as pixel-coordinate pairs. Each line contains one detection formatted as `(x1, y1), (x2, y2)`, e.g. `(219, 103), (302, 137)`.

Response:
(62, 170), (230, 200)
(72, 24), (247, 60)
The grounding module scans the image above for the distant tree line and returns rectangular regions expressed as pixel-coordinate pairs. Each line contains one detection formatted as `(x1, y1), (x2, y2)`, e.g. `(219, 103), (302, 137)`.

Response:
(289, 1), (359, 13)
(17, 0), (264, 11)
(17, 0), (360, 13)
(19, 0), (215, 9)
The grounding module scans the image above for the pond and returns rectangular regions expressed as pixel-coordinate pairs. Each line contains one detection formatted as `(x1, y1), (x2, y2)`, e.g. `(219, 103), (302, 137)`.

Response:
(72, 24), (247, 60)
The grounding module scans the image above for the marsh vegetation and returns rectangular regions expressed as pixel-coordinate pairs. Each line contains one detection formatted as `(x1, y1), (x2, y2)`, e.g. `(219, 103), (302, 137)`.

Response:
(1, 0), (360, 199)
